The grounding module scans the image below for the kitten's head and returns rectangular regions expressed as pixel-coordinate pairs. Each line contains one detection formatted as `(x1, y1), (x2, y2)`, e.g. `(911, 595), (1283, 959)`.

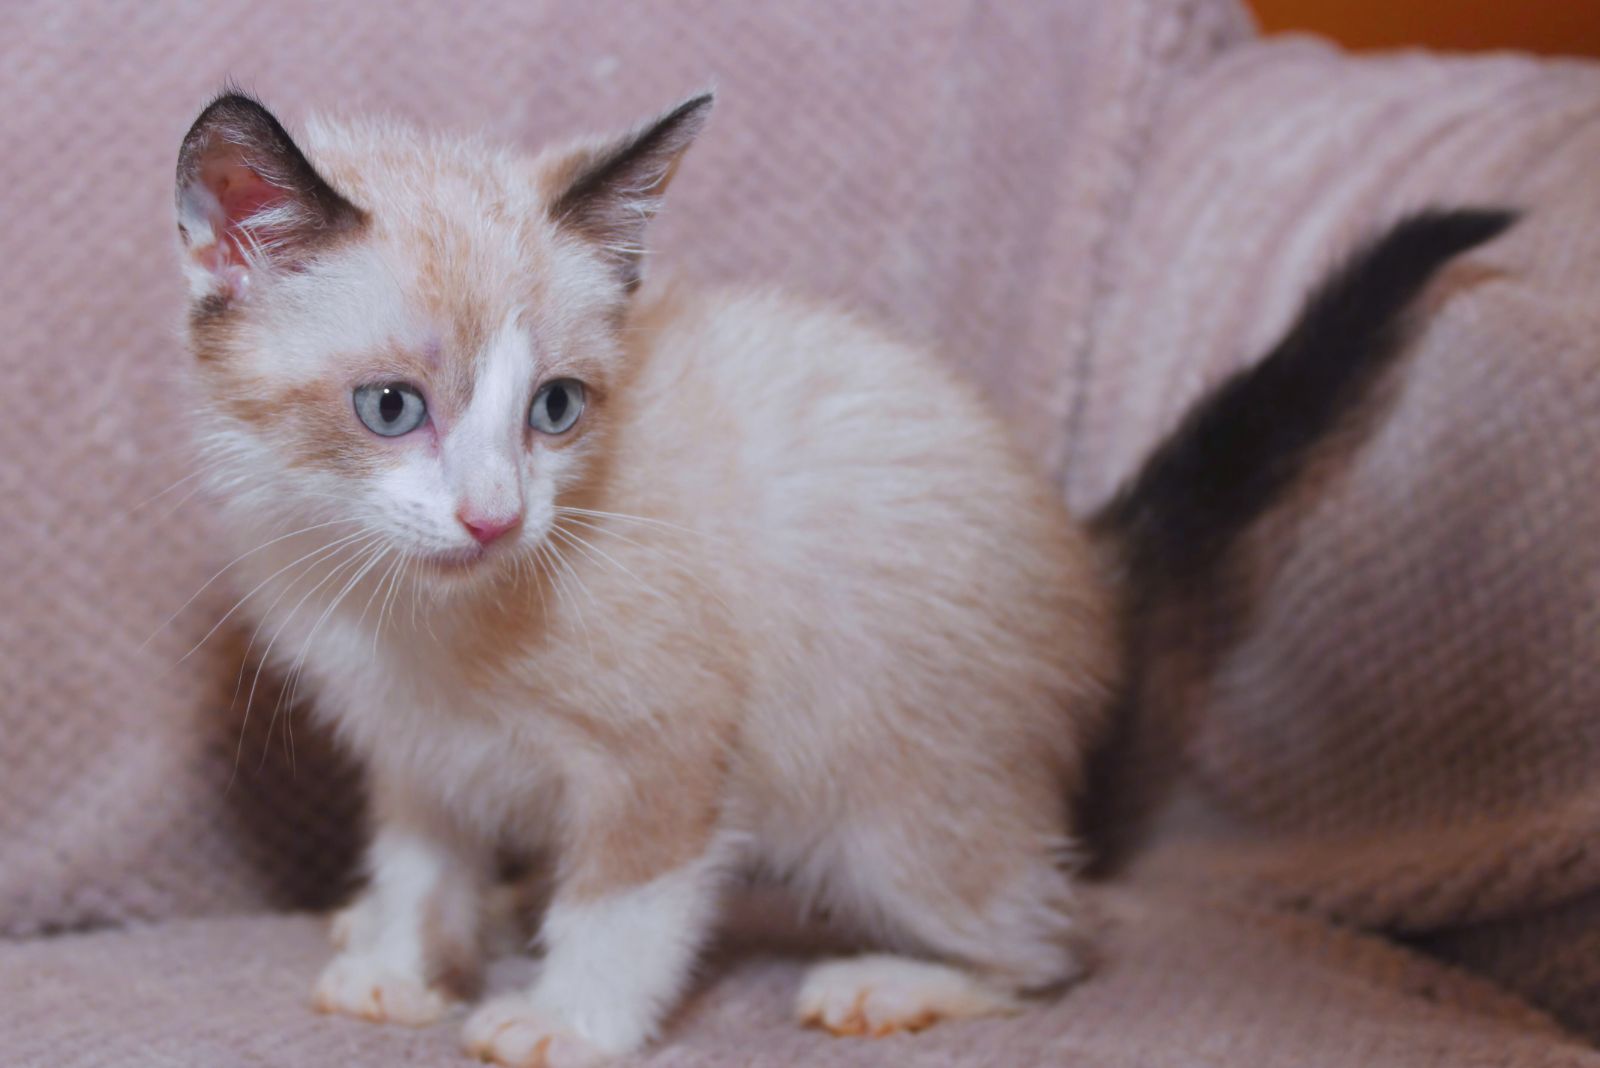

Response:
(175, 91), (710, 586)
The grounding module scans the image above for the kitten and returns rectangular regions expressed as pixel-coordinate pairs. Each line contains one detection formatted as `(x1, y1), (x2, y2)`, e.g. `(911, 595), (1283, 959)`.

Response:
(176, 91), (1114, 1065)
(174, 86), (1514, 1066)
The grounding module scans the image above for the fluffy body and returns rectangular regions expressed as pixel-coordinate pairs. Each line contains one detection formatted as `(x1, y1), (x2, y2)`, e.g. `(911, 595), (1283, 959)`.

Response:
(178, 96), (1113, 1065)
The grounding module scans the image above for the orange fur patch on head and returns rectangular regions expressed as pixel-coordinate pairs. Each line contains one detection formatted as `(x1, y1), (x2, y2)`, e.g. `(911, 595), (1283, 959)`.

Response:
(209, 370), (388, 474)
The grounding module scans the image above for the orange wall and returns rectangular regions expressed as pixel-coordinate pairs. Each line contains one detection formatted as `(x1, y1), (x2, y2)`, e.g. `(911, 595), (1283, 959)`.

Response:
(1250, 0), (1600, 58)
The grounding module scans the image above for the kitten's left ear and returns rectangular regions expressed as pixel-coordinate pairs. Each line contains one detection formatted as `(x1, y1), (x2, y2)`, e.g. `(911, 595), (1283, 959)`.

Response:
(175, 92), (365, 302)
(543, 92), (713, 291)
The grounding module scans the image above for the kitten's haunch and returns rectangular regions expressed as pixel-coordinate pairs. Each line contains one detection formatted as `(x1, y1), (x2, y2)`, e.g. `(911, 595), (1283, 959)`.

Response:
(173, 88), (1513, 1066)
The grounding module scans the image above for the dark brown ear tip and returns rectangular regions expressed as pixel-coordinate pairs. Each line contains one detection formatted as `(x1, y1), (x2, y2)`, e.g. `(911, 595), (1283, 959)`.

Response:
(663, 91), (715, 132)
(188, 88), (275, 134)
(208, 86), (268, 111)
(179, 89), (286, 171)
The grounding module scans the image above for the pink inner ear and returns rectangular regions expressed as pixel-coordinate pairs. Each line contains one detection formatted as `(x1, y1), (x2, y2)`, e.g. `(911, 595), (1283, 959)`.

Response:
(204, 157), (282, 224)
(198, 155), (287, 272)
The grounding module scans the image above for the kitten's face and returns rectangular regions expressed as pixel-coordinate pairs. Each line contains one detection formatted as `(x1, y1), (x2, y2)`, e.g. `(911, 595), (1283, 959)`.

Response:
(191, 168), (617, 586)
(176, 94), (709, 589)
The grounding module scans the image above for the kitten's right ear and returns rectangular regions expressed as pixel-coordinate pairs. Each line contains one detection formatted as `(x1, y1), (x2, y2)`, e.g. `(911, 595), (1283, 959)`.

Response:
(175, 92), (364, 303)
(541, 92), (713, 292)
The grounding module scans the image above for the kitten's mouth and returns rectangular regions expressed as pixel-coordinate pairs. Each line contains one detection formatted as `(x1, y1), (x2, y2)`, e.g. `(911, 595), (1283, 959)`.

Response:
(424, 546), (489, 574)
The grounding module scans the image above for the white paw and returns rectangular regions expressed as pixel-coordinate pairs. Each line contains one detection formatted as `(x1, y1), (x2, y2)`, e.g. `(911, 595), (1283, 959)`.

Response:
(462, 994), (609, 1068)
(328, 898), (377, 950)
(797, 955), (1022, 1037)
(312, 952), (455, 1026)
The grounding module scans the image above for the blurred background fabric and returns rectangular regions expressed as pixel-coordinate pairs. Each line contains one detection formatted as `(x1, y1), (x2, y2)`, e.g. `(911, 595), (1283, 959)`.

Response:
(2, 1), (1599, 1065)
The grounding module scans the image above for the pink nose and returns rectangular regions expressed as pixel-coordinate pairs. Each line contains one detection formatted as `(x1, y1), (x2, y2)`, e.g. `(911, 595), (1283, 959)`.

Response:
(458, 510), (521, 546)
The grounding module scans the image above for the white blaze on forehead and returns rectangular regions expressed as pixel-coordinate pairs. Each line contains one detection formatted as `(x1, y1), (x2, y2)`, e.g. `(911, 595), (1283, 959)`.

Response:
(444, 309), (531, 518)
(246, 244), (426, 381)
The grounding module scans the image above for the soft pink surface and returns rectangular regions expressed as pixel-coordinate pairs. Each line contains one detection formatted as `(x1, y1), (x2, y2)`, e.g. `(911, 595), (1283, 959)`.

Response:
(3, 889), (1590, 1068)
(3, 0), (1600, 1063)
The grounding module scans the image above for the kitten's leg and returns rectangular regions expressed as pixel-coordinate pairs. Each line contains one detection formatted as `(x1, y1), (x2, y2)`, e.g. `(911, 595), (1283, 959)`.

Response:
(314, 784), (489, 1026)
(462, 770), (728, 1067)
(798, 815), (1086, 1037)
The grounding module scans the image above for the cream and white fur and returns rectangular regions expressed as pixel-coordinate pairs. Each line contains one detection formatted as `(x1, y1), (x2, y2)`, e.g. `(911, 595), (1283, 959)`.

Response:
(174, 91), (1115, 1066)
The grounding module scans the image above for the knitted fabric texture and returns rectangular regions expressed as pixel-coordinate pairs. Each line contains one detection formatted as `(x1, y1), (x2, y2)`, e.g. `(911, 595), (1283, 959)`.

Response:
(3, 0), (1598, 1063)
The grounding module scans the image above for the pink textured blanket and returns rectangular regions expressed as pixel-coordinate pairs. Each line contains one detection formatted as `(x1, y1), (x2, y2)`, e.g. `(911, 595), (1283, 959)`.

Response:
(2, 0), (1598, 1062)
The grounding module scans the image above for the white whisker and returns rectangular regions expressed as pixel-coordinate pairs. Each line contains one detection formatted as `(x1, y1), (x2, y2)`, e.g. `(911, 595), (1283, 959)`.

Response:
(555, 514), (733, 616)
(354, 550), (400, 632)
(141, 517), (359, 653)
(546, 527), (640, 711)
(264, 542), (390, 771)
(550, 522), (661, 601)
(377, 553), (410, 650)
(173, 527), (373, 666)
(522, 552), (551, 626)
(230, 532), (383, 787)
(535, 539), (595, 668)
(555, 505), (718, 543)
(229, 531), (372, 713)
(123, 464), (217, 518)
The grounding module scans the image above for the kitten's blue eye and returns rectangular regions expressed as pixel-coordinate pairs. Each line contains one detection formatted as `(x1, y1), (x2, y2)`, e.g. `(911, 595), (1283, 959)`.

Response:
(353, 383), (427, 437)
(530, 379), (585, 435)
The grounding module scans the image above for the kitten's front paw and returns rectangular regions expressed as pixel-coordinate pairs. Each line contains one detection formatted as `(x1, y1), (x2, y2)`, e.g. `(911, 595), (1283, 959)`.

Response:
(328, 898), (376, 950)
(463, 994), (608, 1068)
(313, 953), (455, 1026)
(798, 955), (1021, 1037)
